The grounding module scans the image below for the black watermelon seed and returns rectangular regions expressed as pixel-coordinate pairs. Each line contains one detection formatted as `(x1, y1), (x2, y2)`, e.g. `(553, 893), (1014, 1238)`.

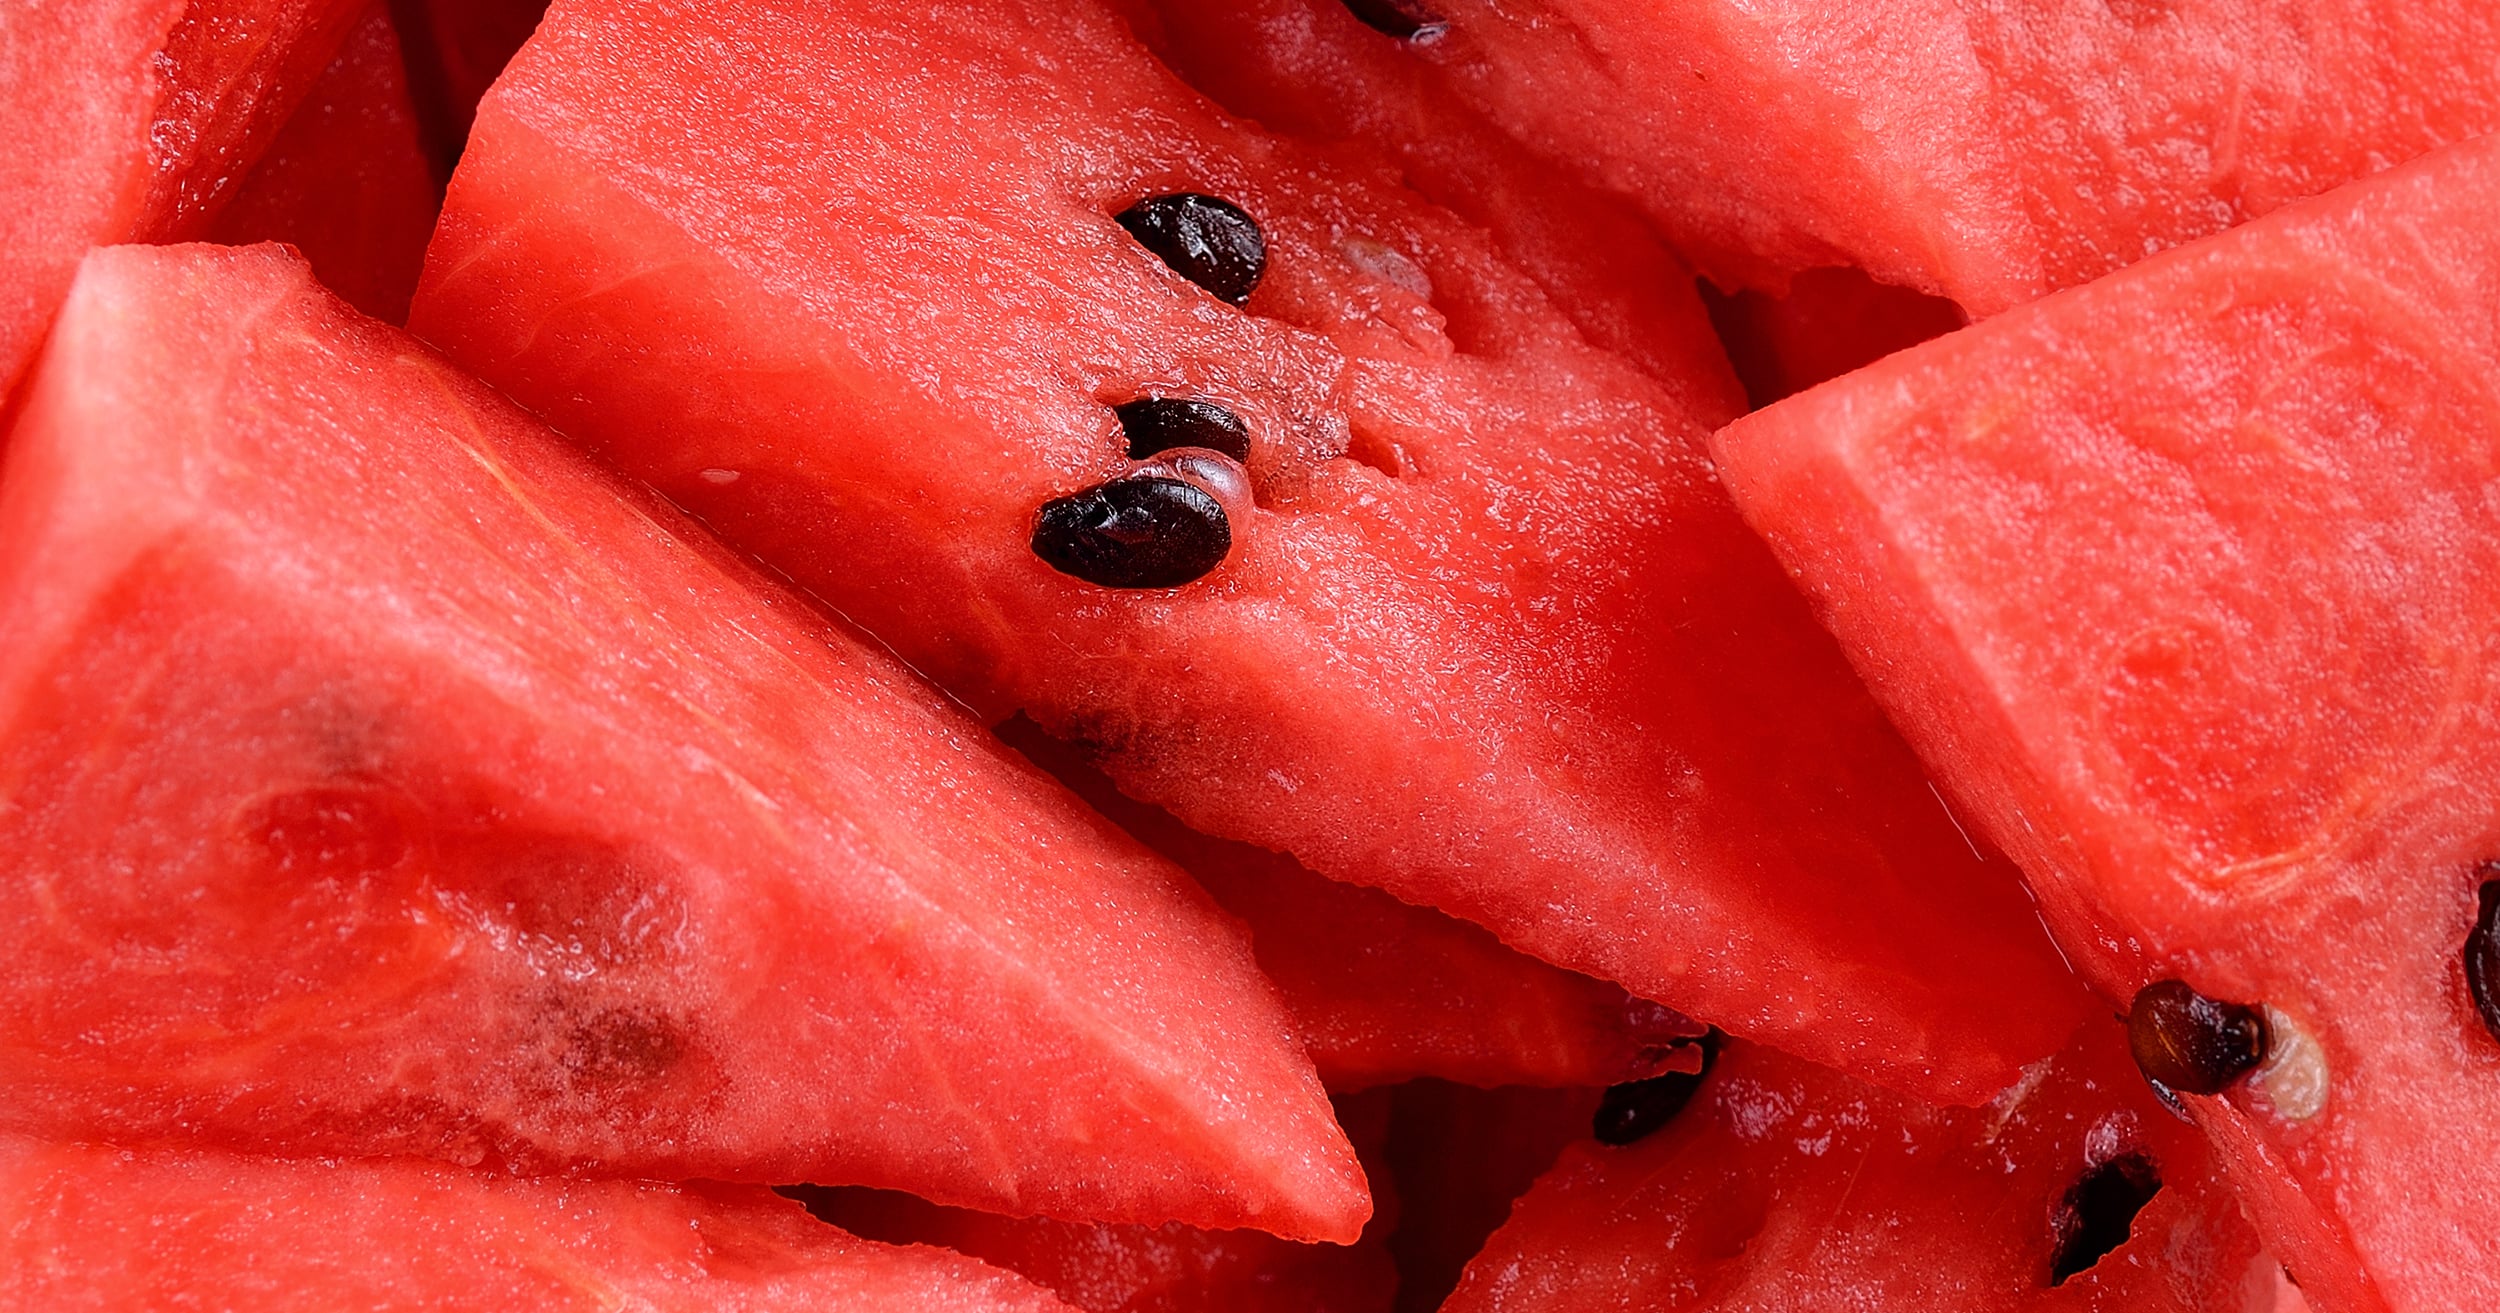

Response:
(1593, 1030), (1721, 1146)
(2049, 1151), (2162, 1285)
(1032, 475), (1231, 589)
(2463, 870), (2500, 1045)
(1116, 398), (1252, 462)
(2127, 979), (2269, 1096)
(1116, 194), (1267, 306)
(1341, 0), (1448, 40)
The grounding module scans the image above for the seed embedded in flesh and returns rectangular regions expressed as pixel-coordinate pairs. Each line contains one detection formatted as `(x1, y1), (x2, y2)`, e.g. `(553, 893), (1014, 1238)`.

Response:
(2048, 1151), (2162, 1285)
(1115, 194), (1267, 307)
(1593, 1032), (1720, 1145)
(2463, 871), (2500, 1045)
(1031, 475), (1232, 589)
(2127, 979), (2269, 1097)
(1116, 398), (1252, 462)
(1340, 0), (1449, 41)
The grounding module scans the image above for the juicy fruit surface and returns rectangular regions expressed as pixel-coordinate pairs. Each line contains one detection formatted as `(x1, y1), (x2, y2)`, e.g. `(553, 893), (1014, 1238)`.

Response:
(0, 0), (359, 398)
(0, 242), (1364, 1240)
(1447, 1028), (2265, 1312)
(1126, 0), (1742, 422)
(1713, 134), (2500, 1311)
(0, 1136), (1074, 1312)
(386, 0), (549, 173)
(1007, 720), (1706, 1092)
(414, 0), (2090, 1102)
(791, 1088), (1400, 1313)
(1405, 0), (2500, 315)
(209, 0), (441, 323)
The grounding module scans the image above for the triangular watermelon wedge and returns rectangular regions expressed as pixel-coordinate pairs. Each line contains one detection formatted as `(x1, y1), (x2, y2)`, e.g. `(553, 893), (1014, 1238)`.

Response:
(0, 1135), (1076, 1310)
(0, 0), (364, 398)
(0, 242), (1366, 1241)
(1447, 1026), (2267, 1312)
(1714, 133), (2500, 1310)
(411, 0), (2091, 1104)
(1394, 1), (2500, 315)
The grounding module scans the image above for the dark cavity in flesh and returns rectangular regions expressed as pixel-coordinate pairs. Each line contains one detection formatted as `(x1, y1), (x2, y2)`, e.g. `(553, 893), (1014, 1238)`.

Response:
(1031, 475), (1231, 589)
(1115, 193), (1267, 306)
(1117, 397), (1252, 462)
(2127, 979), (2268, 1097)
(2049, 1151), (2162, 1285)
(1592, 1030), (1722, 1146)
(1340, 0), (1449, 41)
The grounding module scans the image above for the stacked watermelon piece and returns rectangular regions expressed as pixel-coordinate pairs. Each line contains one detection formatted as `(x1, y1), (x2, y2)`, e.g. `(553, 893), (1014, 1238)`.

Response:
(3, 0), (2496, 1307)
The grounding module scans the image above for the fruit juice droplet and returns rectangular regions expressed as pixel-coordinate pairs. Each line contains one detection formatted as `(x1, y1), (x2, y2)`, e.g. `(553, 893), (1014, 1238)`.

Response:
(2463, 871), (2500, 1044)
(1593, 1032), (1719, 1145)
(1340, 0), (1449, 42)
(1115, 194), (1267, 306)
(2048, 1151), (2161, 1285)
(1032, 475), (1231, 588)
(2127, 979), (2269, 1096)
(1116, 397), (1251, 462)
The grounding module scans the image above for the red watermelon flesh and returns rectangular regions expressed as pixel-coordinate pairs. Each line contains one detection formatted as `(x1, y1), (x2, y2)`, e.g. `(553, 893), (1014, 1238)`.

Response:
(788, 1090), (1400, 1313)
(209, 0), (441, 323)
(1712, 134), (2500, 1310)
(1398, 1), (2500, 316)
(384, 0), (547, 173)
(1379, 1081), (1601, 1313)
(1446, 1027), (2266, 1313)
(1700, 267), (1968, 411)
(0, 0), (359, 399)
(0, 241), (1367, 1241)
(411, 0), (2092, 1103)
(1120, 0), (1741, 424)
(0, 1136), (1075, 1311)
(1003, 717), (1707, 1092)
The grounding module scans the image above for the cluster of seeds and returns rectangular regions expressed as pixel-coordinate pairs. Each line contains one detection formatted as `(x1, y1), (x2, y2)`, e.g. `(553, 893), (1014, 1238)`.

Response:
(1030, 194), (1269, 591)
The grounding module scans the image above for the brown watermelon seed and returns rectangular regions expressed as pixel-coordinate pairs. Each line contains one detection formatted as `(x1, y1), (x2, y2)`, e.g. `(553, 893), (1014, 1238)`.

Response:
(1593, 1030), (1722, 1145)
(2048, 1151), (2161, 1285)
(1340, 0), (1449, 41)
(1115, 194), (1266, 307)
(2462, 871), (2500, 1045)
(1116, 398), (1251, 463)
(1032, 475), (1231, 589)
(2128, 979), (2269, 1096)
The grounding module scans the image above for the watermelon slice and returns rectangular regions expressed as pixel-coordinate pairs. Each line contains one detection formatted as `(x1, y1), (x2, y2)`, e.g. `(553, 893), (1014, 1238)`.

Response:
(1391, 1), (2500, 315)
(0, 241), (1366, 1240)
(1123, 0), (1740, 423)
(1447, 1027), (2267, 1311)
(788, 1089), (1401, 1313)
(0, 1135), (1073, 1310)
(1003, 718), (1706, 1091)
(410, 0), (2092, 1102)
(209, 0), (442, 322)
(0, 0), (361, 399)
(1700, 267), (1968, 410)
(1712, 134), (2500, 1310)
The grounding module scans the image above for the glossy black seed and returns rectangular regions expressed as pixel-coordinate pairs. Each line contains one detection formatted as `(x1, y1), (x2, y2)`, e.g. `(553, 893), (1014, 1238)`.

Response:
(1593, 1031), (1721, 1146)
(2049, 1151), (2161, 1285)
(1116, 194), (1267, 306)
(1341, 0), (1449, 40)
(2463, 870), (2500, 1045)
(2127, 979), (2269, 1096)
(1115, 398), (1252, 462)
(1031, 475), (1231, 589)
